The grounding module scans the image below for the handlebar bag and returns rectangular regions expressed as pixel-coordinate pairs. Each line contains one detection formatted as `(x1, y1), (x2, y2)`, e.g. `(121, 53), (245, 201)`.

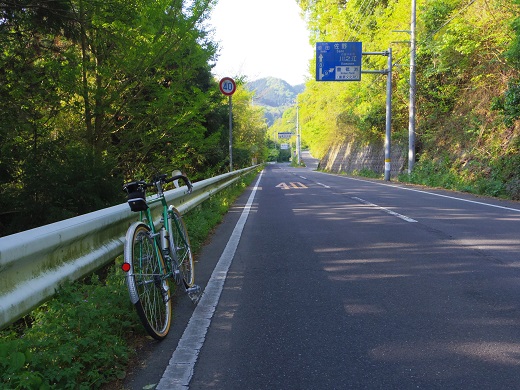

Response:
(125, 182), (148, 212)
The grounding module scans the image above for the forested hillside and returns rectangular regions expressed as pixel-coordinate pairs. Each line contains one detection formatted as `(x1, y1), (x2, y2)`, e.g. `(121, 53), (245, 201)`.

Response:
(246, 77), (304, 126)
(0, 0), (267, 236)
(296, 0), (520, 199)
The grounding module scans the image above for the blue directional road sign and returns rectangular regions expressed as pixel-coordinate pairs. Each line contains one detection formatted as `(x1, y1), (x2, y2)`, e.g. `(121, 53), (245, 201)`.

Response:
(316, 42), (362, 82)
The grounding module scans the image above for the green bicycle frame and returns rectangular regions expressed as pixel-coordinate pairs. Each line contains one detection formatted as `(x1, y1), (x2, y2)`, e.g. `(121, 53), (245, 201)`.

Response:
(138, 194), (172, 276)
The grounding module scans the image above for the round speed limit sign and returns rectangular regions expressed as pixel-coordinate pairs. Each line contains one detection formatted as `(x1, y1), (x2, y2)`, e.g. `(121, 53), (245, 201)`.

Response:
(219, 77), (236, 96)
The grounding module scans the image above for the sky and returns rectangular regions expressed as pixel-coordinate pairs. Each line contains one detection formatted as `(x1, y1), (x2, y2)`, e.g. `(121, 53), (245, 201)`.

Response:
(207, 0), (314, 86)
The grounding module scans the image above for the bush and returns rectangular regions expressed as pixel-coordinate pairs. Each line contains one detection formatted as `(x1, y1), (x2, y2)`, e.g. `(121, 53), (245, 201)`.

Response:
(0, 270), (139, 389)
(398, 150), (520, 200)
(506, 178), (520, 200)
(352, 168), (382, 179)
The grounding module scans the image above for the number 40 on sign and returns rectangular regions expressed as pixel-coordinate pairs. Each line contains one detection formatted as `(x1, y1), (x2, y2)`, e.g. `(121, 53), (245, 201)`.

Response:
(219, 77), (236, 96)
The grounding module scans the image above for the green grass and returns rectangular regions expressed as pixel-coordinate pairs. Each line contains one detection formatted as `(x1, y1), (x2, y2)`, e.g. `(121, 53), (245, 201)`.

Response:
(0, 168), (261, 390)
(397, 155), (520, 200)
(351, 168), (382, 179)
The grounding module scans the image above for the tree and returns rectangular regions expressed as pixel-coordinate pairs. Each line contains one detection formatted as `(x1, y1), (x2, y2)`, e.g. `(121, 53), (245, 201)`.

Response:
(229, 81), (268, 167)
(0, 0), (224, 235)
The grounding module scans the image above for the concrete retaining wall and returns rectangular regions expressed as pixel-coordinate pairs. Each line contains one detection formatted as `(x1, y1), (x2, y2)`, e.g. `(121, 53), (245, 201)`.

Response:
(319, 141), (407, 177)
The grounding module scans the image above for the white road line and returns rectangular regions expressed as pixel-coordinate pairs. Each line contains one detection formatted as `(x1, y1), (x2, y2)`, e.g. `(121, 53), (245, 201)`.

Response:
(330, 174), (520, 213)
(352, 197), (418, 223)
(317, 182), (330, 189)
(156, 170), (264, 390)
(299, 176), (307, 180)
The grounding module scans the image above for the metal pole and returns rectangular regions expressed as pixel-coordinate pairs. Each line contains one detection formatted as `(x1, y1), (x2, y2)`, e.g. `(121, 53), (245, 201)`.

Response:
(296, 105), (301, 165)
(229, 95), (233, 172)
(384, 48), (392, 181)
(408, 0), (417, 174)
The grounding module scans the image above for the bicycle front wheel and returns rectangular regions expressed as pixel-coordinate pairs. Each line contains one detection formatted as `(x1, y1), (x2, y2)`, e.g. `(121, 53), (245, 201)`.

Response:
(170, 208), (195, 287)
(124, 222), (172, 340)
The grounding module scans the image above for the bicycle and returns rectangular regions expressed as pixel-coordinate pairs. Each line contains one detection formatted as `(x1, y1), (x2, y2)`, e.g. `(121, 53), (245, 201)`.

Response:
(121, 171), (201, 340)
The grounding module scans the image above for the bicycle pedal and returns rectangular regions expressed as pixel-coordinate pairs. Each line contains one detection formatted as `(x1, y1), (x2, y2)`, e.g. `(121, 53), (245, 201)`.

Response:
(186, 284), (202, 304)
(161, 281), (171, 303)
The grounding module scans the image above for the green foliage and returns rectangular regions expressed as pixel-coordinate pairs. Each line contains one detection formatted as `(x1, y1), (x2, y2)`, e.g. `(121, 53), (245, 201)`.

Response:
(400, 154), (465, 190)
(493, 81), (520, 127)
(4, 142), (121, 234)
(230, 83), (268, 167)
(422, 0), (461, 34)
(352, 168), (382, 179)
(506, 3), (520, 69)
(399, 142), (520, 199)
(0, 270), (138, 389)
(278, 149), (292, 162)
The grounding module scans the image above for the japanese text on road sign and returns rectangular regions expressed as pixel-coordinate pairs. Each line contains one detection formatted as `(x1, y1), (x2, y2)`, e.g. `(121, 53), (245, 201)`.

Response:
(316, 42), (362, 82)
(278, 132), (293, 139)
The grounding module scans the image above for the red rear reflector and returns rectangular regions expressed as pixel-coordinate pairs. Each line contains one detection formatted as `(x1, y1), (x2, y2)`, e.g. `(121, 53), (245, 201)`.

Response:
(121, 262), (131, 272)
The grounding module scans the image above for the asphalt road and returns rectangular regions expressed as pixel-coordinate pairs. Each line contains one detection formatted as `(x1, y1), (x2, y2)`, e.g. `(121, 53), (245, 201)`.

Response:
(125, 154), (520, 390)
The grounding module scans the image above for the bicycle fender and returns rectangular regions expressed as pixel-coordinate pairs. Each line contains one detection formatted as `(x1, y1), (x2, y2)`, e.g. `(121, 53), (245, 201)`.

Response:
(124, 221), (149, 304)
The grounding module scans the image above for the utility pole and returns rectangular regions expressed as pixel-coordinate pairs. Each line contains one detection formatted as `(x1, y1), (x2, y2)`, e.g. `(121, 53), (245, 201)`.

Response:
(408, 0), (417, 173)
(296, 105), (301, 165)
(385, 48), (393, 181)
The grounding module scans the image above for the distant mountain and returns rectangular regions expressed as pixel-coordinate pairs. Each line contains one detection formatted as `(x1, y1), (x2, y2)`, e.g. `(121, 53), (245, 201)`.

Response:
(245, 77), (305, 126)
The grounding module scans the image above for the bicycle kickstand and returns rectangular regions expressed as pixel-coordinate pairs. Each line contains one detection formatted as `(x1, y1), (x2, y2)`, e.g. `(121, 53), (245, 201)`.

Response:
(186, 284), (202, 304)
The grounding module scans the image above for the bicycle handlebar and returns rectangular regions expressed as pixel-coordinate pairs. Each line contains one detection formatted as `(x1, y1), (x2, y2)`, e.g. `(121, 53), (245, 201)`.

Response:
(165, 174), (193, 194)
(123, 172), (193, 194)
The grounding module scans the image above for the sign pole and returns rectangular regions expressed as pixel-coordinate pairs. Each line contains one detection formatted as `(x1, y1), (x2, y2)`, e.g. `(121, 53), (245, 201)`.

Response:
(219, 77), (237, 172)
(315, 43), (394, 181)
(296, 105), (301, 165)
(228, 95), (233, 172)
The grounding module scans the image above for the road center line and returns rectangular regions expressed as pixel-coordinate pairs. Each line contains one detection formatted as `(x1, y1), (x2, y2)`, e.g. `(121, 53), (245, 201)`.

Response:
(317, 182), (331, 188)
(352, 196), (418, 223)
(157, 170), (264, 390)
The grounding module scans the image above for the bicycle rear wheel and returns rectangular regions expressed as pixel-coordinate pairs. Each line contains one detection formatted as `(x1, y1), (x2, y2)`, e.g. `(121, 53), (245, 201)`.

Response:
(124, 222), (172, 340)
(170, 208), (195, 287)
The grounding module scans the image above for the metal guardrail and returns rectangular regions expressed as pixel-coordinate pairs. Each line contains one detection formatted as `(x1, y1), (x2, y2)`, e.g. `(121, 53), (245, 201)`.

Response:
(0, 166), (259, 330)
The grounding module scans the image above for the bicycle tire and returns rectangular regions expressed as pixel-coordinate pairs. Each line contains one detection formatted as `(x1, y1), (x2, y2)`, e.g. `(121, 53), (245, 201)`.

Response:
(124, 222), (172, 340)
(170, 208), (195, 287)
